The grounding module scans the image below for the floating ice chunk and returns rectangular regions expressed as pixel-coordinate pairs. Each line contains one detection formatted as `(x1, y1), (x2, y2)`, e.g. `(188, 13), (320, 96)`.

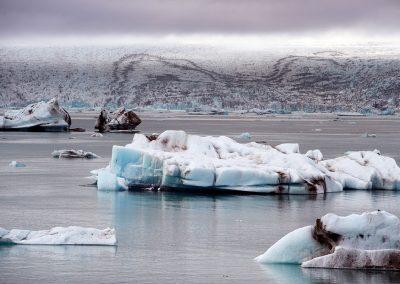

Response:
(362, 133), (377, 138)
(305, 149), (323, 162)
(238, 132), (252, 140)
(93, 130), (400, 193)
(0, 98), (70, 132)
(91, 132), (103, 137)
(9, 161), (26, 168)
(302, 246), (400, 270)
(256, 211), (400, 270)
(52, 149), (100, 159)
(275, 143), (299, 154)
(0, 226), (116, 245)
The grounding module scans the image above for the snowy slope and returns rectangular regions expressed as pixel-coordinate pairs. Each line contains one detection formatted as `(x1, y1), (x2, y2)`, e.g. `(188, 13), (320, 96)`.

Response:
(1, 43), (399, 112)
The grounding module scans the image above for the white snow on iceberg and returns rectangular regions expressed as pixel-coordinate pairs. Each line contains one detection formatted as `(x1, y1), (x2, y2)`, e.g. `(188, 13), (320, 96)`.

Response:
(0, 226), (116, 246)
(255, 211), (400, 270)
(92, 130), (400, 193)
(322, 150), (400, 190)
(93, 130), (347, 193)
(0, 98), (71, 131)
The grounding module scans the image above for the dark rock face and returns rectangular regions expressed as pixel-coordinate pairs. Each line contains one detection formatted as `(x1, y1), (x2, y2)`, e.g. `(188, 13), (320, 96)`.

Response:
(108, 107), (142, 131)
(95, 109), (109, 133)
(95, 108), (141, 133)
(312, 218), (342, 251)
(62, 107), (72, 127)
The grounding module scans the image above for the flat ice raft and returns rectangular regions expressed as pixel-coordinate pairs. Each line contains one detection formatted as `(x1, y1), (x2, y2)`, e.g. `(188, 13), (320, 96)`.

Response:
(0, 226), (116, 246)
(94, 130), (400, 193)
(0, 98), (71, 131)
(255, 211), (400, 270)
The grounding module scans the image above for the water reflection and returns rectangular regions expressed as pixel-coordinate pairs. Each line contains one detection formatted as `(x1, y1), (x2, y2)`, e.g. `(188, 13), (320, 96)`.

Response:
(94, 189), (400, 283)
(259, 263), (400, 284)
(302, 267), (400, 284)
(0, 245), (117, 265)
(259, 264), (313, 284)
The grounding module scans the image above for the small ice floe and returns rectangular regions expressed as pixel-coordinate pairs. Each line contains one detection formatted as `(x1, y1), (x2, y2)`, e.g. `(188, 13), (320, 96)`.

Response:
(363, 132), (377, 138)
(255, 210), (400, 270)
(92, 130), (400, 193)
(0, 98), (70, 132)
(0, 226), (116, 245)
(238, 132), (252, 140)
(9, 161), (26, 168)
(95, 108), (141, 133)
(52, 149), (100, 159)
(91, 132), (103, 137)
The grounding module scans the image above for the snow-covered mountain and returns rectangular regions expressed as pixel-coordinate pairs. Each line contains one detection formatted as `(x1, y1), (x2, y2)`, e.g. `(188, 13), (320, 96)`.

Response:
(1, 43), (399, 113)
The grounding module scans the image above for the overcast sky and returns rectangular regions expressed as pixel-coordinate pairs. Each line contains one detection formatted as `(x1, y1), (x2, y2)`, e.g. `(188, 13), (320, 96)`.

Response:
(1, 0), (399, 38)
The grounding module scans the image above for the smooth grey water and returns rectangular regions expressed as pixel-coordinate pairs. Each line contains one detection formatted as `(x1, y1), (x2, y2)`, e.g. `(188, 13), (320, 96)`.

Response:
(0, 113), (400, 283)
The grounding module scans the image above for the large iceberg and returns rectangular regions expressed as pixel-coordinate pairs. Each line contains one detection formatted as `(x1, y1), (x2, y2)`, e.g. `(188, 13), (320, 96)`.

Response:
(93, 130), (400, 193)
(255, 211), (400, 270)
(0, 98), (71, 131)
(0, 226), (116, 246)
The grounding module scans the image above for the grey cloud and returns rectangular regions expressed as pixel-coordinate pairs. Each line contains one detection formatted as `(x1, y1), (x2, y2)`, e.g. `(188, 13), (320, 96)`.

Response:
(0, 0), (399, 36)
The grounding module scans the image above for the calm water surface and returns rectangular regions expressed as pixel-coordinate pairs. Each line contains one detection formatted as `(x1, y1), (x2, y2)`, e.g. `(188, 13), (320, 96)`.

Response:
(0, 113), (399, 283)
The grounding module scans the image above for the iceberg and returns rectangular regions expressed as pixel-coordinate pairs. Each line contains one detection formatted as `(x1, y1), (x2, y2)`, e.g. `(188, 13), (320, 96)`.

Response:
(238, 132), (252, 140)
(91, 132), (103, 137)
(0, 98), (71, 131)
(0, 226), (116, 246)
(93, 130), (343, 193)
(52, 149), (100, 159)
(95, 107), (141, 133)
(92, 130), (400, 193)
(255, 211), (400, 270)
(9, 161), (26, 168)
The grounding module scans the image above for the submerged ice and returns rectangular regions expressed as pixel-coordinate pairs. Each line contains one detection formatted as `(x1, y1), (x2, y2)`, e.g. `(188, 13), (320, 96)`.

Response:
(0, 226), (116, 246)
(256, 211), (400, 270)
(92, 130), (400, 193)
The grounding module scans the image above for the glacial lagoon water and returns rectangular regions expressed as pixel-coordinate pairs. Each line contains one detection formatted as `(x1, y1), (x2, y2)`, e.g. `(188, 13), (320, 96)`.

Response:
(0, 112), (400, 283)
